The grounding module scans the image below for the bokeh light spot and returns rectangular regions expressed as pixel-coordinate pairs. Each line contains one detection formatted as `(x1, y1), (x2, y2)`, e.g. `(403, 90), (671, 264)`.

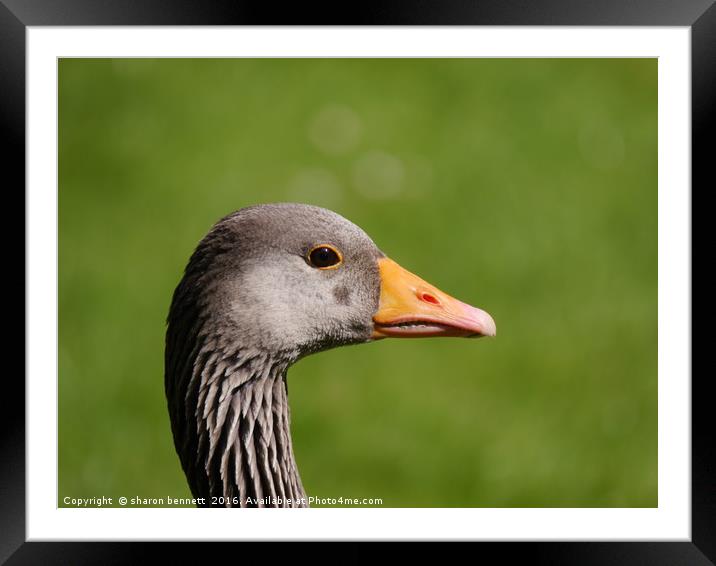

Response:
(308, 104), (363, 155)
(351, 151), (405, 200)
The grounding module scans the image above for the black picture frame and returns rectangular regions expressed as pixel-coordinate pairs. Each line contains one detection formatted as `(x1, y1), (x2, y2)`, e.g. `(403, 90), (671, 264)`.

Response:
(4, 1), (710, 562)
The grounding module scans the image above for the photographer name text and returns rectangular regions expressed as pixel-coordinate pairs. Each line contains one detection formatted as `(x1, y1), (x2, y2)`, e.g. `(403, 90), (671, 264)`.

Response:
(62, 495), (383, 507)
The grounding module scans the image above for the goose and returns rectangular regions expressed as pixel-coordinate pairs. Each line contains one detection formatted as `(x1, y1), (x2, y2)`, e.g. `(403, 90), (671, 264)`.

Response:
(165, 203), (496, 507)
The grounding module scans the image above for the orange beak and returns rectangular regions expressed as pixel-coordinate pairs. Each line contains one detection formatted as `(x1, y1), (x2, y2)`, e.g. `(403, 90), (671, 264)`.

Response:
(372, 257), (496, 339)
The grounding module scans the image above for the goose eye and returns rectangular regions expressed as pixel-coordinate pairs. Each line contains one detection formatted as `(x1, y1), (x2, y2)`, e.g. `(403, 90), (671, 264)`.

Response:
(307, 245), (343, 270)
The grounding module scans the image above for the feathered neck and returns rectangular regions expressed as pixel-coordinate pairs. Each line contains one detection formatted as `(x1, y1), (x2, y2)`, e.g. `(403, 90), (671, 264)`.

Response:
(166, 335), (307, 508)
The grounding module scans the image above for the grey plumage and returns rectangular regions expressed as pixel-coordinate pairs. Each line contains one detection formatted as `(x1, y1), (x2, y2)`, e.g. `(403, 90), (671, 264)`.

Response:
(165, 204), (384, 507)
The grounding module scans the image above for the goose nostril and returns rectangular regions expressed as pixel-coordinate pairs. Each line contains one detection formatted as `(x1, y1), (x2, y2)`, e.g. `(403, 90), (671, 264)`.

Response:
(420, 292), (440, 306)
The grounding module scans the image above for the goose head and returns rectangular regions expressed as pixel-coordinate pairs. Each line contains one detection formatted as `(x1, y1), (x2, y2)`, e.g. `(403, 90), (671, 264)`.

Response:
(165, 203), (495, 507)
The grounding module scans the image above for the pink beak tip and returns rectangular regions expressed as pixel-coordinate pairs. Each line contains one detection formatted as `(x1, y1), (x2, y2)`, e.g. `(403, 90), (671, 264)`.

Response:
(460, 301), (497, 338)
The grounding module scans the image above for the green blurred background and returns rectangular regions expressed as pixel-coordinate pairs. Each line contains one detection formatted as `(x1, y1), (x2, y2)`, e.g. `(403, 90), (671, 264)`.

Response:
(59, 58), (657, 507)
